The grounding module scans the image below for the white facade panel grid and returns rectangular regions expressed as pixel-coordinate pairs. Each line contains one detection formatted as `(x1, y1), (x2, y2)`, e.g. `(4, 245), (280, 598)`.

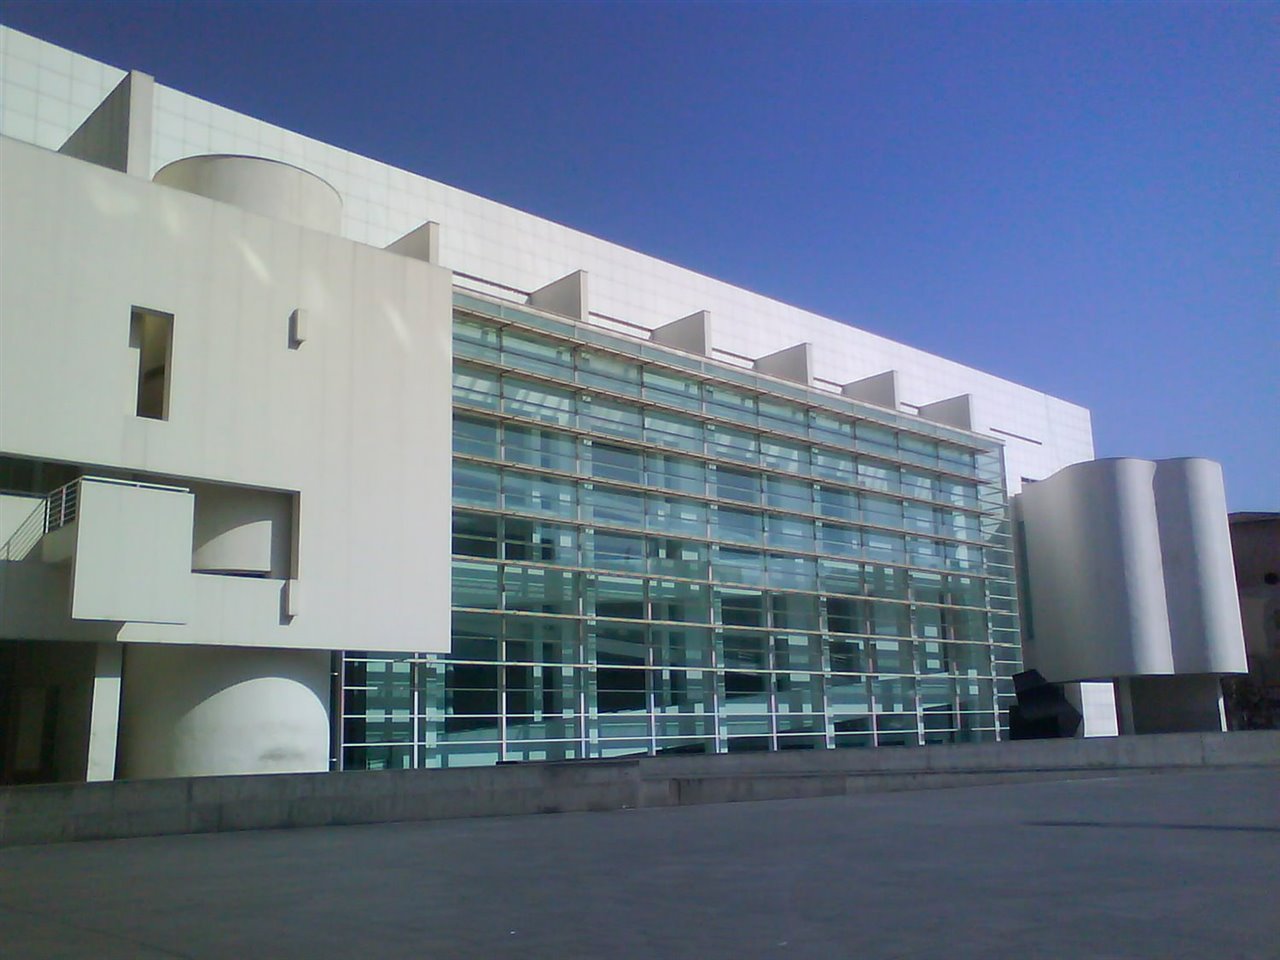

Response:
(0, 24), (1093, 497)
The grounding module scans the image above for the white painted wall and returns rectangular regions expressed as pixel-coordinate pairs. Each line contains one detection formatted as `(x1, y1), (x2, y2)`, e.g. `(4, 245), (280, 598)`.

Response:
(1063, 681), (1120, 738)
(190, 482), (291, 577)
(0, 136), (454, 654)
(66, 479), (194, 625)
(117, 644), (330, 778)
(1153, 460), (1249, 673)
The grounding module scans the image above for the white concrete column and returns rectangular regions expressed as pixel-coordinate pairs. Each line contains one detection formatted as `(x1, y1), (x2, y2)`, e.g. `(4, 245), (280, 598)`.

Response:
(85, 643), (123, 781)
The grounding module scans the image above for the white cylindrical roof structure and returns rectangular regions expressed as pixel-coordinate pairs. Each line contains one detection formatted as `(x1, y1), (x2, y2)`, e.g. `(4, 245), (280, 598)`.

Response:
(154, 154), (342, 234)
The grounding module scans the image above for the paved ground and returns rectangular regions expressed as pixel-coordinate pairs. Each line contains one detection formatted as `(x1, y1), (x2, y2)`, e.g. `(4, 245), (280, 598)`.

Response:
(2, 768), (1277, 960)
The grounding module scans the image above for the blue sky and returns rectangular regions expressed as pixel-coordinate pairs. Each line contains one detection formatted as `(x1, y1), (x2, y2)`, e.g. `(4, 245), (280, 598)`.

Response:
(5, 1), (1275, 510)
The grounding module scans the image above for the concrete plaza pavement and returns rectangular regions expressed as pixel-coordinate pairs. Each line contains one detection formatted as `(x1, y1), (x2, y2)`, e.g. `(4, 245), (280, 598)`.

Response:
(2, 768), (1277, 959)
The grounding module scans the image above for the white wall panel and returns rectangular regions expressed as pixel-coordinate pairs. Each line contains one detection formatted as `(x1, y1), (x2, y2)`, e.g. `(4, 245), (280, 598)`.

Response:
(0, 137), (454, 654)
(1019, 458), (1247, 684)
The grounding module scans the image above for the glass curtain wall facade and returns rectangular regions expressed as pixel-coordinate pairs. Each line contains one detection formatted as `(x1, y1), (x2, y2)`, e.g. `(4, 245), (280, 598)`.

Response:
(341, 292), (1020, 769)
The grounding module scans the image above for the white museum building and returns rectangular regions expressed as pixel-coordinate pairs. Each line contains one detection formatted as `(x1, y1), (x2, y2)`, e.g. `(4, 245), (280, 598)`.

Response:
(0, 28), (1247, 784)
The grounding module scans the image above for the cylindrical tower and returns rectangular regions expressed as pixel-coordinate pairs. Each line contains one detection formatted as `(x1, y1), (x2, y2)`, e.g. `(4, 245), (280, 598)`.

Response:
(153, 154), (342, 234)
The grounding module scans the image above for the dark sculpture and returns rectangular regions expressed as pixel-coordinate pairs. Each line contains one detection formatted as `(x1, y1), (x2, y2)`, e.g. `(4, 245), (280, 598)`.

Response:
(1008, 669), (1082, 739)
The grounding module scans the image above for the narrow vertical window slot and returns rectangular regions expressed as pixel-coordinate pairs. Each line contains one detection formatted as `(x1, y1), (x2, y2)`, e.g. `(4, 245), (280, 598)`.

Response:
(130, 307), (173, 420)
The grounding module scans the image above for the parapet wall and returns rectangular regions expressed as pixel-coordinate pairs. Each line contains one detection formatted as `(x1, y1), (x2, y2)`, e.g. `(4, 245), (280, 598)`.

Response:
(3, 731), (1277, 847)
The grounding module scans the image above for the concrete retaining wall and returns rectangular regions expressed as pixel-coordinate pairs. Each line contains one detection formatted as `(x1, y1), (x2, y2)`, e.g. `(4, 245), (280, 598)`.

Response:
(3, 731), (1277, 847)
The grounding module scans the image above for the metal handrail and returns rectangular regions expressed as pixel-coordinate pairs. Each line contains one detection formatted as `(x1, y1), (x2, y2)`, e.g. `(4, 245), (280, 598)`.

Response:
(1, 498), (47, 561)
(45, 479), (79, 532)
(42, 475), (188, 534)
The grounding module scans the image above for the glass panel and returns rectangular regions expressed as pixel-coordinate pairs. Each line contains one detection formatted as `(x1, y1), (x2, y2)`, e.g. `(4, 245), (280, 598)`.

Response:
(766, 515), (814, 552)
(765, 475), (812, 513)
(870, 602), (911, 638)
(812, 449), (853, 481)
(652, 627), (713, 670)
(577, 350), (639, 392)
(862, 494), (903, 529)
(646, 453), (705, 494)
(503, 518), (577, 564)
(857, 460), (899, 494)
(502, 377), (575, 426)
(771, 594), (819, 630)
(915, 605), (944, 640)
(817, 523), (859, 558)
(864, 531), (905, 563)
(583, 530), (646, 572)
(713, 547), (766, 586)
(587, 442), (643, 485)
(503, 470), (576, 518)
(712, 505), (762, 544)
(705, 384), (756, 424)
(874, 639), (914, 673)
(453, 366), (499, 409)
(647, 495), (707, 536)
(642, 368), (701, 411)
(766, 553), (815, 589)
(904, 503), (937, 534)
(706, 424), (758, 463)
(829, 638), (868, 673)
(644, 411), (703, 453)
(856, 421), (897, 458)
(811, 411), (852, 445)
(816, 485), (857, 521)
(907, 536), (945, 568)
(826, 596), (866, 635)
(503, 330), (573, 377)
(454, 317), (500, 358)
(588, 575), (647, 620)
(714, 466), (761, 504)
(649, 537), (707, 578)
(760, 438), (808, 472)
(901, 470), (936, 501)
(505, 566), (577, 615)
(819, 558), (863, 595)
(718, 588), (766, 627)
(453, 513), (499, 558)
(758, 397), (808, 434)
(454, 463), (500, 508)
(650, 579), (710, 624)
(582, 397), (643, 439)
(504, 615), (578, 664)
(585, 486), (645, 526)
(453, 415), (499, 458)
(505, 424), (577, 472)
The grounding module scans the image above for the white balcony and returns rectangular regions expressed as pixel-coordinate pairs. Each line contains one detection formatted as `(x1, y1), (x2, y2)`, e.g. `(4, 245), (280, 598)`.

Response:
(40, 477), (194, 625)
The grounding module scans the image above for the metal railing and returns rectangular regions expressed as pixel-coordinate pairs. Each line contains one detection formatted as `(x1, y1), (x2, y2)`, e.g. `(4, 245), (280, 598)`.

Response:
(45, 479), (79, 532)
(41, 475), (189, 535)
(1, 499), (47, 562)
